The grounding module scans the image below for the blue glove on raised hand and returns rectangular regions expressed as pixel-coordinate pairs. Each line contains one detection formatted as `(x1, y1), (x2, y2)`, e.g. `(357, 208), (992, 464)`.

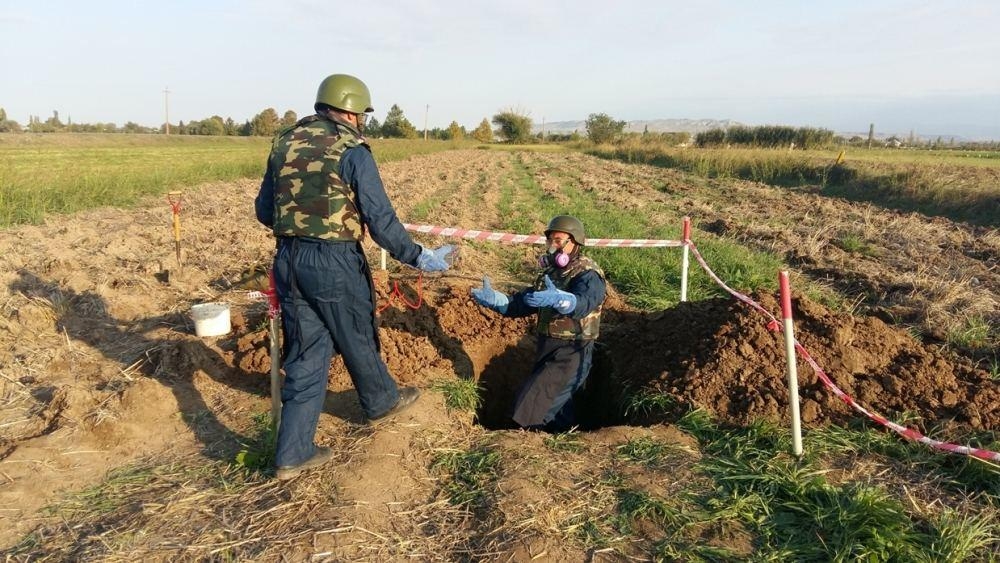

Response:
(415, 244), (454, 272)
(525, 275), (577, 314)
(471, 275), (509, 314)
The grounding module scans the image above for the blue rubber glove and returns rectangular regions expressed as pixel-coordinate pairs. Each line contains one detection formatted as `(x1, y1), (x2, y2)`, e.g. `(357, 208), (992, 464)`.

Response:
(525, 275), (577, 314)
(471, 275), (509, 314)
(415, 244), (454, 272)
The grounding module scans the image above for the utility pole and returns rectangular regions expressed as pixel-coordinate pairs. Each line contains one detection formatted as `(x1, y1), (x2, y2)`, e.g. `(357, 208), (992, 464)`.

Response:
(423, 104), (429, 141)
(541, 116), (546, 143)
(867, 123), (874, 150)
(163, 87), (171, 135)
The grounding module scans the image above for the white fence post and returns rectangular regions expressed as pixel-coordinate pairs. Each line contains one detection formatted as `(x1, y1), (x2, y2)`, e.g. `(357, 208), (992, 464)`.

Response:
(780, 270), (804, 456)
(680, 216), (691, 302)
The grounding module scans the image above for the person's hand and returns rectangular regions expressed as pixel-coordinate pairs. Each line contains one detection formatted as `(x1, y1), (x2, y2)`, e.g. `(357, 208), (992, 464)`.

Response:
(525, 275), (577, 314)
(471, 275), (509, 314)
(415, 244), (454, 272)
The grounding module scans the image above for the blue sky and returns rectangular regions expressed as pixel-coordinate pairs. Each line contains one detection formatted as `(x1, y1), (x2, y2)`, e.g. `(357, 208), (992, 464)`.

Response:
(2, 0), (998, 139)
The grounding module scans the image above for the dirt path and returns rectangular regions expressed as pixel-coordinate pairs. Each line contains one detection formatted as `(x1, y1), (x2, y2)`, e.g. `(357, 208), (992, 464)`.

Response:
(1, 149), (995, 558)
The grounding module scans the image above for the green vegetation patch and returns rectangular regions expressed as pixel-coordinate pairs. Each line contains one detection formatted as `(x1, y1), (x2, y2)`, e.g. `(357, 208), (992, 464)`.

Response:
(431, 378), (482, 413)
(431, 443), (502, 509)
(0, 134), (463, 227)
(498, 152), (784, 309)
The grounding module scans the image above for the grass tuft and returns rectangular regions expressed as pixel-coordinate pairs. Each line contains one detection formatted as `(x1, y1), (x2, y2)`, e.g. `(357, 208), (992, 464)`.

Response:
(233, 411), (277, 472)
(431, 444), (502, 508)
(431, 378), (482, 412)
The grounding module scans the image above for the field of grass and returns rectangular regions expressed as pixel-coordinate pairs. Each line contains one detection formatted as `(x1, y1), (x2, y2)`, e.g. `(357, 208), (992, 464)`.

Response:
(0, 133), (471, 227)
(587, 140), (1000, 226)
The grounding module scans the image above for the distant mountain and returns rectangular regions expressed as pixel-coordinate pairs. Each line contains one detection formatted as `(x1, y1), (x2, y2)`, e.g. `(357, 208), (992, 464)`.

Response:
(535, 118), (742, 135)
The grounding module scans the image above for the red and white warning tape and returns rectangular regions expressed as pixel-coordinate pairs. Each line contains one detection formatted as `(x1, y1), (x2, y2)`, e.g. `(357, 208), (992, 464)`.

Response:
(688, 240), (1000, 462)
(247, 270), (281, 319)
(796, 343), (1000, 461)
(403, 223), (683, 248)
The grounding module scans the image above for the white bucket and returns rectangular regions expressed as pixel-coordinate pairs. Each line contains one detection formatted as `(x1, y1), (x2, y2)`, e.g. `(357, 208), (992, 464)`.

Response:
(191, 302), (231, 337)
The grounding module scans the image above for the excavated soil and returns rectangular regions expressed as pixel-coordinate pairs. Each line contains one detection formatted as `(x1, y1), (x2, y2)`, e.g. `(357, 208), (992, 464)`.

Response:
(1, 148), (996, 556)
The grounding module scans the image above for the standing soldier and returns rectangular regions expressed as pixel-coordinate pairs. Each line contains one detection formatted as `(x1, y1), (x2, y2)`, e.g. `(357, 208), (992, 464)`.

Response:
(471, 215), (606, 431)
(255, 74), (454, 479)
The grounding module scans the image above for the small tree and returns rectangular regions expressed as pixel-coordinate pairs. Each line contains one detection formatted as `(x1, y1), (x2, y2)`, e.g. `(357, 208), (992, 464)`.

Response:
(446, 121), (464, 140)
(281, 110), (298, 128)
(585, 113), (626, 144)
(224, 117), (239, 136)
(196, 116), (226, 136)
(492, 109), (532, 143)
(251, 108), (280, 137)
(0, 107), (20, 132)
(365, 117), (382, 138)
(382, 104), (419, 138)
(472, 118), (493, 142)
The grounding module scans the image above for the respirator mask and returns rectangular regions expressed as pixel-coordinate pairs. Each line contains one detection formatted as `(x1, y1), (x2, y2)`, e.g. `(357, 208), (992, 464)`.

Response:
(538, 241), (571, 269)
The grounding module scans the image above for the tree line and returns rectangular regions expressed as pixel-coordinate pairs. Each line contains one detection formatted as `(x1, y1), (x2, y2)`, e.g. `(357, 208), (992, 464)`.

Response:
(4, 105), (997, 150)
(0, 104), (497, 142)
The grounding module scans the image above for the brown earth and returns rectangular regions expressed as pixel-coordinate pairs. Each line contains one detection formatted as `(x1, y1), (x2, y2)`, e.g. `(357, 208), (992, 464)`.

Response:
(1, 148), (996, 559)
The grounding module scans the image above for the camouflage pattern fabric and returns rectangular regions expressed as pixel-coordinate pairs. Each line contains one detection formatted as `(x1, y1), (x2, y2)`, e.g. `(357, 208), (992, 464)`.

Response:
(535, 255), (605, 340)
(269, 115), (365, 241)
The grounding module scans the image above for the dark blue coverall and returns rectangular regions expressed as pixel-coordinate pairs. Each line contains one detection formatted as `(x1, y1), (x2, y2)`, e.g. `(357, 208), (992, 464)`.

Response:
(255, 142), (422, 468)
(502, 268), (606, 431)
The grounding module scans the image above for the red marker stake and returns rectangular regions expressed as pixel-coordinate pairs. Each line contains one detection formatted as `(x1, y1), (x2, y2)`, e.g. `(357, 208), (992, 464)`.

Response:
(680, 216), (691, 302)
(267, 269), (282, 440)
(780, 270), (803, 456)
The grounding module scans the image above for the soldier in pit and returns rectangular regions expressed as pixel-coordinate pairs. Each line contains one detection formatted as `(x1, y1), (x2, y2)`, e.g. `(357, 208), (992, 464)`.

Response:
(255, 74), (454, 479)
(471, 215), (607, 432)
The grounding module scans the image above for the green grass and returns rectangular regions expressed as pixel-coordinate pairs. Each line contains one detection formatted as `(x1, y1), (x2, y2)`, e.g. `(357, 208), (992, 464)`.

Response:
(834, 232), (878, 256)
(615, 436), (672, 467)
(669, 411), (1000, 561)
(233, 411), (277, 472)
(431, 378), (482, 412)
(571, 408), (999, 560)
(431, 443), (502, 508)
(0, 133), (465, 227)
(496, 152), (786, 309)
(946, 315), (995, 350)
(544, 430), (586, 453)
(622, 388), (678, 419)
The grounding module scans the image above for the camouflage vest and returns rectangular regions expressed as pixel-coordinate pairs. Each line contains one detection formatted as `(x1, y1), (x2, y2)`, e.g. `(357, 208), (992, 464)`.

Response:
(269, 115), (365, 241)
(535, 254), (605, 340)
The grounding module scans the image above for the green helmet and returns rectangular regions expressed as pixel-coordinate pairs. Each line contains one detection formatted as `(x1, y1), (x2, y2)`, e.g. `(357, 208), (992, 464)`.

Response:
(545, 215), (586, 245)
(315, 74), (374, 114)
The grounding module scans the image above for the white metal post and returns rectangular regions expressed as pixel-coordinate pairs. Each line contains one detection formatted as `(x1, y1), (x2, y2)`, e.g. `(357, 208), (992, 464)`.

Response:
(780, 270), (803, 456)
(680, 216), (691, 302)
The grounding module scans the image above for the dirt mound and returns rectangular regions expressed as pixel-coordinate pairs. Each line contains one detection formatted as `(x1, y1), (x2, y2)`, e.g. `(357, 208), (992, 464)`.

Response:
(603, 292), (999, 432)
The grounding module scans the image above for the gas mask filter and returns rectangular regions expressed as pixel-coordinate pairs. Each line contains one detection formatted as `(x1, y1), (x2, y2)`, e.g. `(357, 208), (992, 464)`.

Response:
(538, 243), (570, 269)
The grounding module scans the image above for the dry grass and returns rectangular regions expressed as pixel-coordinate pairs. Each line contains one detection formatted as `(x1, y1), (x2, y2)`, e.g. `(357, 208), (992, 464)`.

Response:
(7, 426), (377, 561)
